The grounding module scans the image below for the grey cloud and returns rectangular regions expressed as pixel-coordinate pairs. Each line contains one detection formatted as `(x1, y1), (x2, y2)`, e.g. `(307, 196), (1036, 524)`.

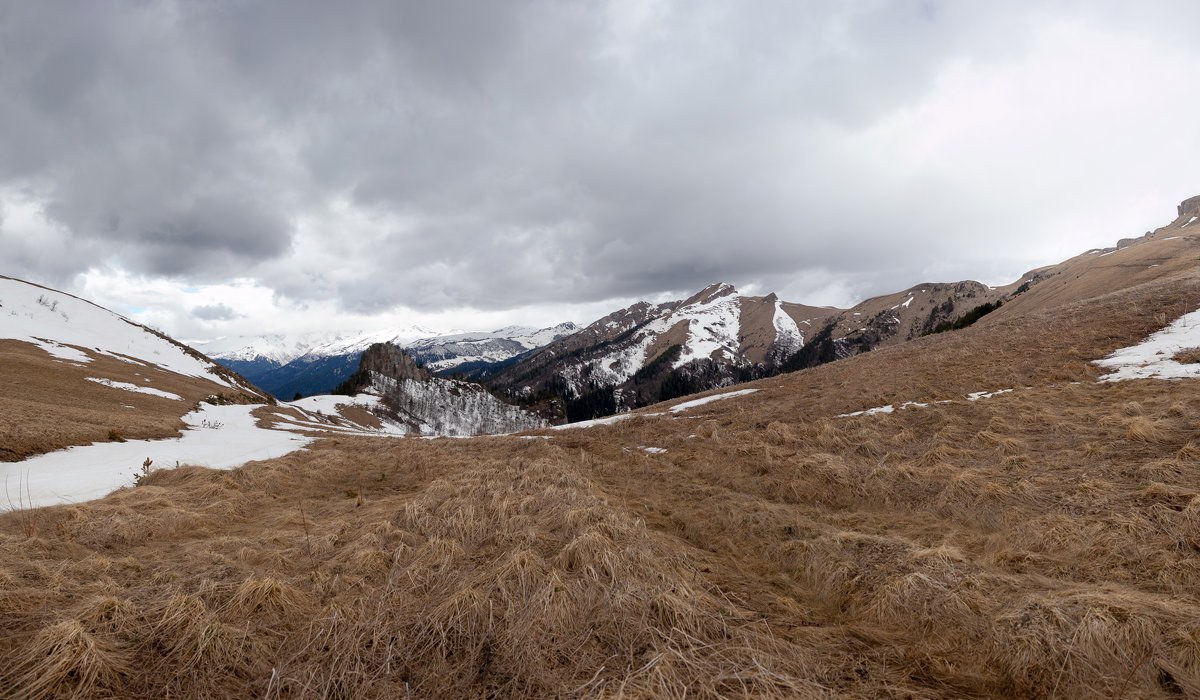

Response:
(1, 0), (1199, 324)
(191, 303), (243, 321)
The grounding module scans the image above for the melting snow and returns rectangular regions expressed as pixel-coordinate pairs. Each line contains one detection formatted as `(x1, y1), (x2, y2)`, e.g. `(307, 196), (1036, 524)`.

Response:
(669, 388), (758, 413)
(1182, 218), (1197, 228)
(838, 405), (895, 418)
(967, 389), (1014, 401)
(901, 296), (914, 308)
(547, 411), (664, 430)
(771, 298), (804, 355)
(546, 387), (760, 430)
(0, 404), (313, 510)
(85, 377), (182, 401)
(640, 446), (667, 454)
(1095, 308), (1200, 381)
(837, 400), (928, 418)
(0, 277), (240, 388)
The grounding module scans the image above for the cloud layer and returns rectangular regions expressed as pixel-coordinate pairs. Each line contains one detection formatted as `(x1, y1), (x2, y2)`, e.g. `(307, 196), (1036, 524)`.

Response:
(2, 1), (1199, 336)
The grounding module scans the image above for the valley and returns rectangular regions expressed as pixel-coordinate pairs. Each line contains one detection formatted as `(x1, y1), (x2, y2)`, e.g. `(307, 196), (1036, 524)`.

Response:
(3, 198), (1200, 696)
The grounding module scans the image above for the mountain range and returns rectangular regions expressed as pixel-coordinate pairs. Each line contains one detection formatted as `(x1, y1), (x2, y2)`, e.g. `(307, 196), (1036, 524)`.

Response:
(193, 323), (579, 399)
(188, 192), (1197, 426)
(6, 195), (1200, 697)
(486, 278), (1010, 421)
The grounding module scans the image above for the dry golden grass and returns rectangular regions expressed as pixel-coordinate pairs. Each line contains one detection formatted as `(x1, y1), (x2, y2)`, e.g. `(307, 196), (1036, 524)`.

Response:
(1172, 347), (1200, 364)
(0, 339), (257, 461)
(3, 269), (1200, 696)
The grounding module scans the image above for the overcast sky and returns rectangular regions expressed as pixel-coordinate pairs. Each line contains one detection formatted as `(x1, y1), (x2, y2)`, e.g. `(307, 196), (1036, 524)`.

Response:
(2, 0), (1199, 340)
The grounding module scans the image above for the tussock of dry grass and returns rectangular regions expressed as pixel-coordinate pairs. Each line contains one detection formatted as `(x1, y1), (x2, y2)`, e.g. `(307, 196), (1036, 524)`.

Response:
(3, 619), (131, 699)
(1172, 347), (1200, 364)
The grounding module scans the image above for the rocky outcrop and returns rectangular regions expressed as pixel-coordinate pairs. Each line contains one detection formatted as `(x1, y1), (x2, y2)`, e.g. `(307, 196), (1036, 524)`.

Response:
(348, 343), (546, 436)
(360, 342), (428, 382)
(1179, 195), (1200, 218)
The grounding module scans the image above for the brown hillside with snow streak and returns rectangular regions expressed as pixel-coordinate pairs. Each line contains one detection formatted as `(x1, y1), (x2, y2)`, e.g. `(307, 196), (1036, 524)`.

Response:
(4, 198), (1200, 696)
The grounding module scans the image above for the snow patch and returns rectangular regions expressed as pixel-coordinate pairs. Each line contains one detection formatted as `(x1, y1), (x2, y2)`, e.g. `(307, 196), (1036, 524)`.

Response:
(28, 338), (92, 363)
(0, 404), (313, 509)
(0, 277), (241, 388)
(1095, 308), (1200, 381)
(837, 400), (928, 418)
(838, 405), (895, 418)
(85, 377), (182, 400)
(547, 411), (664, 430)
(669, 388), (758, 413)
(967, 389), (1014, 401)
(771, 298), (804, 356)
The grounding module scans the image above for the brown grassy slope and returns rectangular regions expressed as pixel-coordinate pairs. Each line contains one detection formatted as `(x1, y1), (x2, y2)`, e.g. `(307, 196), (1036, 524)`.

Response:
(991, 210), (1200, 321)
(0, 340), (259, 461)
(3, 270), (1200, 697)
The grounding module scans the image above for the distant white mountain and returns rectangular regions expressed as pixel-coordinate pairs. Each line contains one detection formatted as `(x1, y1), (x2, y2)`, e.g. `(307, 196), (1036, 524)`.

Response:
(406, 322), (580, 372)
(190, 331), (350, 366)
(195, 321), (580, 398)
(192, 325), (444, 367)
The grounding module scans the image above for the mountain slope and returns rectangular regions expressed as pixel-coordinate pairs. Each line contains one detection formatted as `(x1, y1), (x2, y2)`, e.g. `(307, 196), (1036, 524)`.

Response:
(8, 196), (1200, 697)
(336, 343), (546, 436)
(208, 323), (578, 399)
(489, 279), (1006, 420)
(0, 276), (266, 461)
(405, 322), (579, 374)
(193, 326), (440, 397)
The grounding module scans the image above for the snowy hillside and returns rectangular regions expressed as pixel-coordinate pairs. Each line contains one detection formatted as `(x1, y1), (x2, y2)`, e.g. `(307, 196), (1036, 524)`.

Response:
(556, 283), (748, 393)
(489, 279), (1010, 423)
(190, 331), (352, 366)
(204, 322), (578, 398)
(368, 372), (546, 436)
(0, 276), (251, 391)
(194, 325), (442, 366)
(406, 322), (579, 372)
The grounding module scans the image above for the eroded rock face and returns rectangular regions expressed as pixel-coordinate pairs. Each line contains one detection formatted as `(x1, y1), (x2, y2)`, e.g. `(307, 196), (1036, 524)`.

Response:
(359, 342), (428, 383)
(1179, 194), (1200, 218)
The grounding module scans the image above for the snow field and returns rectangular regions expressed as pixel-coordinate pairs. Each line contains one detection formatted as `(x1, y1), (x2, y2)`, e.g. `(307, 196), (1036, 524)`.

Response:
(1, 404), (314, 510)
(772, 298), (804, 356)
(1095, 307), (1200, 381)
(0, 277), (238, 387)
(85, 377), (183, 400)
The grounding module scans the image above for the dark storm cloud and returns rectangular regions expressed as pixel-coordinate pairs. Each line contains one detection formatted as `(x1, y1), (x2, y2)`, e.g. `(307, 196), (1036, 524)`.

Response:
(2, 0), (1200, 318)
